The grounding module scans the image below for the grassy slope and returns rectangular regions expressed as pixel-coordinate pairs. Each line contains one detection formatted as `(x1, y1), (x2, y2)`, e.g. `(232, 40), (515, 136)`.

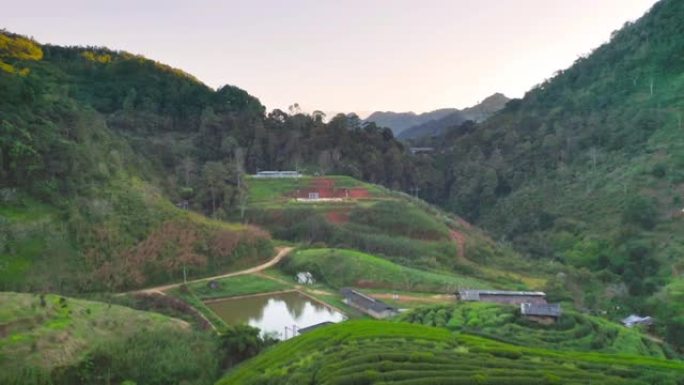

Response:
(398, 302), (670, 358)
(0, 181), (273, 292)
(186, 274), (291, 300)
(283, 248), (490, 292)
(0, 292), (184, 372)
(244, 175), (548, 290)
(218, 320), (684, 385)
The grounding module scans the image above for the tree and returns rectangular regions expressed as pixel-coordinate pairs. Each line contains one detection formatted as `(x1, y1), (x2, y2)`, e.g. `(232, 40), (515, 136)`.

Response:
(312, 110), (326, 123)
(201, 161), (232, 217)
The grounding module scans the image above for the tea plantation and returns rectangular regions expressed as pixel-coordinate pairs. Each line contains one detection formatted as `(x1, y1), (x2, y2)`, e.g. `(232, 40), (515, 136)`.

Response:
(218, 320), (684, 385)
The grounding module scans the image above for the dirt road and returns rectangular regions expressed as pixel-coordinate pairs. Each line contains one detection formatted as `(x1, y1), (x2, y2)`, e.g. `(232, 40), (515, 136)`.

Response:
(129, 246), (294, 295)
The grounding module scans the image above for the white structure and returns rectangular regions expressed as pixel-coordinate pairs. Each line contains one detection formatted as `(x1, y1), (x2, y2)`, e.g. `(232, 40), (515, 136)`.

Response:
(621, 315), (653, 328)
(296, 272), (315, 285)
(254, 171), (302, 178)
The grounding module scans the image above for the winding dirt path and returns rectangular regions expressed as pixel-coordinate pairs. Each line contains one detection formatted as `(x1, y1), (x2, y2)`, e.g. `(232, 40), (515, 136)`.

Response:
(128, 246), (294, 296)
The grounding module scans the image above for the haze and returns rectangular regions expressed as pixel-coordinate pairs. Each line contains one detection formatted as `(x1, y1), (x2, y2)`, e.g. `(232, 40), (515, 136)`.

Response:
(3, 0), (657, 114)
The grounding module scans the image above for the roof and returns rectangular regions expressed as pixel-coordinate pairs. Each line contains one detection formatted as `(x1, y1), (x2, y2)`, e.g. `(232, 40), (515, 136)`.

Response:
(622, 315), (653, 326)
(458, 290), (546, 301)
(254, 171), (302, 178)
(340, 288), (397, 313)
(520, 303), (562, 317)
(298, 321), (334, 334)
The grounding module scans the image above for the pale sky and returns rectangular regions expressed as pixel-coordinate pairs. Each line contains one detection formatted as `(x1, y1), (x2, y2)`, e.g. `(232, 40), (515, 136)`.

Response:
(3, 0), (658, 115)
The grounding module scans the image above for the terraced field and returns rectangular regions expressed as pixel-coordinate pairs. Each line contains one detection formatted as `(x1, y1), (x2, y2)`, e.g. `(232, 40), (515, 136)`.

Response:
(218, 320), (684, 385)
(243, 175), (544, 288)
(398, 303), (671, 357)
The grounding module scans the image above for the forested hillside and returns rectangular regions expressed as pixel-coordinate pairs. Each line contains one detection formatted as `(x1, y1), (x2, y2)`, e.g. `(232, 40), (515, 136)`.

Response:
(0, 30), (419, 293)
(413, 0), (684, 347)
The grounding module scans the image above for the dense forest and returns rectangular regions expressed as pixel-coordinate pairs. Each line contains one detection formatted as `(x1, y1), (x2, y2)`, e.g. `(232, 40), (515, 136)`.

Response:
(411, 0), (684, 346)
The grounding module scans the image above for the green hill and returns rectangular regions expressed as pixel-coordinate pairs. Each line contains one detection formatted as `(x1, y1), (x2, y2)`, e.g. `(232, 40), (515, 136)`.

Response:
(398, 302), (670, 357)
(218, 320), (684, 385)
(0, 292), (219, 385)
(243, 175), (547, 288)
(282, 248), (489, 292)
(412, 0), (684, 347)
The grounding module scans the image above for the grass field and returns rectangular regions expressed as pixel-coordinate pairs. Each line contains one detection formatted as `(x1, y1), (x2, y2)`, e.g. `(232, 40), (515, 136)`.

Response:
(245, 175), (385, 205)
(282, 248), (491, 292)
(218, 320), (684, 385)
(398, 302), (672, 358)
(184, 274), (292, 300)
(0, 292), (186, 375)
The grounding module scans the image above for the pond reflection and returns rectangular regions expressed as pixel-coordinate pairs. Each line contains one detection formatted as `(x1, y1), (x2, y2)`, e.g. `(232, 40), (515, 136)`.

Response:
(206, 291), (345, 339)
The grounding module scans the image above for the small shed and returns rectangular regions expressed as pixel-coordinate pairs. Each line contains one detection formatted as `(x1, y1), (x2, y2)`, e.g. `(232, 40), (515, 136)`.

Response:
(520, 303), (562, 324)
(621, 315), (654, 328)
(340, 288), (398, 319)
(296, 272), (315, 285)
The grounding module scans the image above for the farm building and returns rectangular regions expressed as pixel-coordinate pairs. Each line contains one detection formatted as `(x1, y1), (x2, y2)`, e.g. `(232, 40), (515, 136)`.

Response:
(621, 315), (654, 328)
(254, 171), (302, 178)
(457, 290), (547, 305)
(520, 303), (562, 324)
(340, 288), (398, 319)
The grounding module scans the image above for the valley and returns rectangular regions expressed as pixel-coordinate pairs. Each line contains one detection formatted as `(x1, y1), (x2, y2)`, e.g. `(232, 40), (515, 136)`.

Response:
(2, 0), (684, 383)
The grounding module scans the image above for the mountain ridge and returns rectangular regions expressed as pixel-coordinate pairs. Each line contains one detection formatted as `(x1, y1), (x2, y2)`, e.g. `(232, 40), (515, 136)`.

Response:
(364, 92), (509, 138)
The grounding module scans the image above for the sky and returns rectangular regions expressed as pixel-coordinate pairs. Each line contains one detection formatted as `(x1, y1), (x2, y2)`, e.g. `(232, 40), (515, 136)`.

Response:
(3, 0), (658, 116)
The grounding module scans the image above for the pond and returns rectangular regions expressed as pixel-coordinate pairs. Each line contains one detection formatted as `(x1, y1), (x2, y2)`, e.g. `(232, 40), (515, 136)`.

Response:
(206, 291), (345, 339)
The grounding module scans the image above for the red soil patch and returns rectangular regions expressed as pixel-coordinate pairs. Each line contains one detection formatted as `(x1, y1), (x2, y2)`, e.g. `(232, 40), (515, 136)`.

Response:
(326, 210), (350, 224)
(450, 230), (466, 259)
(347, 187), (370, 198)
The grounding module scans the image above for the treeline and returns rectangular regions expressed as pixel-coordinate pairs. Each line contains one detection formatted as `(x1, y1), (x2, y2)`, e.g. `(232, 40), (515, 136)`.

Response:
(1, 34), (418, 221)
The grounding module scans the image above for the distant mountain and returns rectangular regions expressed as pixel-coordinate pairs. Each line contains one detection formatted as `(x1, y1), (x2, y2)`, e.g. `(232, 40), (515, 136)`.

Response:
(460, 92), (510, 122)
(397, 93), (510, 140)
(363, 108), (458, 135)
(397, 110), (468, 140)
